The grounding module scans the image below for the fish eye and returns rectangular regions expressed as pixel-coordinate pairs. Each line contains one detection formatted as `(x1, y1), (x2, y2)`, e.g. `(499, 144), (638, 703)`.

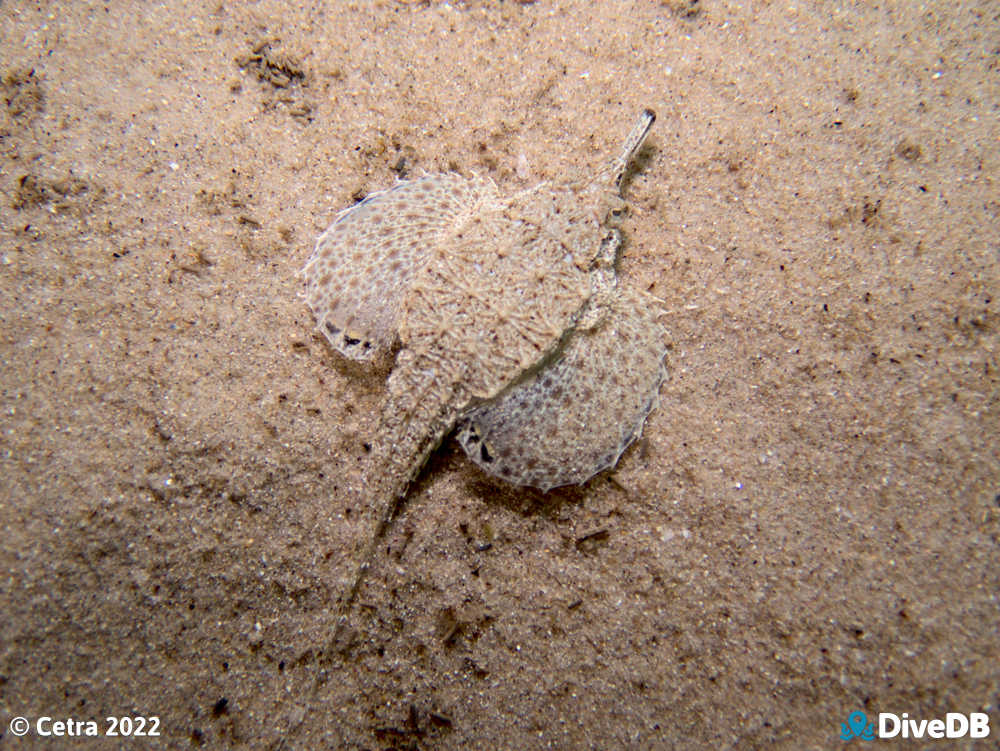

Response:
(606, 204), (626, 224)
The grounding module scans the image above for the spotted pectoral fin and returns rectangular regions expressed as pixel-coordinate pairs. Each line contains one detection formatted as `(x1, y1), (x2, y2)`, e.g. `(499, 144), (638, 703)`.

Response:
(302, 174), (496, 361)
(456, 288), (668, 491)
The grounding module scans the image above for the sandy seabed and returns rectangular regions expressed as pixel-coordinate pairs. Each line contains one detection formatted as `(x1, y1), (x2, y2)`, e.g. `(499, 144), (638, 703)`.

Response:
(1, 1), (997, 749)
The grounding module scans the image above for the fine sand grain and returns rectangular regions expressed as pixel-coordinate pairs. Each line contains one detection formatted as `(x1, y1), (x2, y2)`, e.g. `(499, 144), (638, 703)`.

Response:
(1, 2), (997, 749)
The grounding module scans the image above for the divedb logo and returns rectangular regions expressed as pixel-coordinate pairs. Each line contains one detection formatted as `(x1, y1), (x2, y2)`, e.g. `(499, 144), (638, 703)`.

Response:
(840, 710), (991, 741)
